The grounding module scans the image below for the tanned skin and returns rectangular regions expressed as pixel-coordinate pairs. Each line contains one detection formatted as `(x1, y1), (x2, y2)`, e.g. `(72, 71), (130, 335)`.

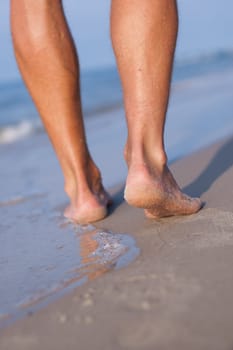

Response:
(11, 0), (202, 224)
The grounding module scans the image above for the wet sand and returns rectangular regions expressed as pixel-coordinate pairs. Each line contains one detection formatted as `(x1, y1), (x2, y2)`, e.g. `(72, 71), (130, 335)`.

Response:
(0, 131), (139, 325)
(1, 135), (233, 349)
(1, 66), (233, 348)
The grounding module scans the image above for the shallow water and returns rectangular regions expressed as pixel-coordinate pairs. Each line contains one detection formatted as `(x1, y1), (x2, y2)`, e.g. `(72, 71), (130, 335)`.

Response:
(0, 192), (139, 327)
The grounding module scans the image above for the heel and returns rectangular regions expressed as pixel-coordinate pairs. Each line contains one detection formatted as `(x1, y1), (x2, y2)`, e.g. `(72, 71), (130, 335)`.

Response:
(124, 184), (156, 209)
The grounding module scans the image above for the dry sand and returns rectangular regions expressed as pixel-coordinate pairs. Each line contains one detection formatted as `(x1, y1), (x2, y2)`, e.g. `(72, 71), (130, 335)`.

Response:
(1, 135), (233, 350)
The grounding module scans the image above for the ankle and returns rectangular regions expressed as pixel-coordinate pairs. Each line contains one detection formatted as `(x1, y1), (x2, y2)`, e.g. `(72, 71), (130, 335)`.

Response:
(124, 141), (167, 170)
(64, 160), (102, 202)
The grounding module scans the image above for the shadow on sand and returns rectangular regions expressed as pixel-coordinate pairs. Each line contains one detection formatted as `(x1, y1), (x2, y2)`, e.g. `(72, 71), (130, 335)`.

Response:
(108, 185), (125, 216)
(183, 136), (233, 197)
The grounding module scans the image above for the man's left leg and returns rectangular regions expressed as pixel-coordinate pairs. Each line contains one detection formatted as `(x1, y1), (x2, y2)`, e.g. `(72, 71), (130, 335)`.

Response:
(11, 0), (110, 223)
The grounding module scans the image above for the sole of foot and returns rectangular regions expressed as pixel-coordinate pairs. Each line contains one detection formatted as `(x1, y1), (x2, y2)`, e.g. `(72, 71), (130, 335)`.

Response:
(64, 203), (109, 225)
(124, 182), (203, 219)
(64, 191), (112, 225)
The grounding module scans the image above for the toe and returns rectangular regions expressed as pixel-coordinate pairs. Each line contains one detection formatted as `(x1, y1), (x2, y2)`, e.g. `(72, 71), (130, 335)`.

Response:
(185, 196), (203, 214)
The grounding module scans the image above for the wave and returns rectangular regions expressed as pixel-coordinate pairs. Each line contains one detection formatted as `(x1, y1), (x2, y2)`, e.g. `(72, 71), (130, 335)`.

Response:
(176, 49), (233, 65)
(173, 50), (233, 82)
(0, 49), (233, 145)
(0, 120), (43, 144)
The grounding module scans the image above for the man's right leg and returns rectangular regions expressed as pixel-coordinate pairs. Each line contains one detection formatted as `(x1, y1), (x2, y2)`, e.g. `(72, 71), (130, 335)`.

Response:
(111, 0), (202, 218)
(11, 0), (110, 223)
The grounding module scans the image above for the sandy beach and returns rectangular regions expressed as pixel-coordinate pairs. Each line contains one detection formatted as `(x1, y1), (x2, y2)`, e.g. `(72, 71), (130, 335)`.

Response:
(1, 133), (233, 349)
(1, 61), (233, 349)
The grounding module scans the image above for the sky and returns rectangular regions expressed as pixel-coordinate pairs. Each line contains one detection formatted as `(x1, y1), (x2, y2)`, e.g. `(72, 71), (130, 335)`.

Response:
(0, 0), (233, 83)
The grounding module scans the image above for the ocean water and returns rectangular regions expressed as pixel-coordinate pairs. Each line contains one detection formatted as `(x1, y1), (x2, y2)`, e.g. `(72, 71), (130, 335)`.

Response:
(1, 50), (233, 148)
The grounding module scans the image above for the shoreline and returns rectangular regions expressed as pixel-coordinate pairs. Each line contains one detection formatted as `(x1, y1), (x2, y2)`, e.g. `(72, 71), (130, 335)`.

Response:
(1, 134), (233, 349)
(1, 60), (233, 348)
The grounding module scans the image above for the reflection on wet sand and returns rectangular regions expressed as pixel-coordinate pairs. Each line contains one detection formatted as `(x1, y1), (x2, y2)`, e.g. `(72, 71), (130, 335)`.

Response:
(0, 222), (139, 328)
(79, 230), (111, 281)
(67, 225), (134, 284)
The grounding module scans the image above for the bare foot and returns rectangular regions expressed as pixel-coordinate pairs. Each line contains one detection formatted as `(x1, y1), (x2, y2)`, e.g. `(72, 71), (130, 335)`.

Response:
(124, 161), (202, 219)
(64, 166), (112, 224)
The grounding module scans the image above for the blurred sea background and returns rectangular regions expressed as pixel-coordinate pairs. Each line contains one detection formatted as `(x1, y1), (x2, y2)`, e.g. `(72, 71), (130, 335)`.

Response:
(0, 0), (233, 161)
